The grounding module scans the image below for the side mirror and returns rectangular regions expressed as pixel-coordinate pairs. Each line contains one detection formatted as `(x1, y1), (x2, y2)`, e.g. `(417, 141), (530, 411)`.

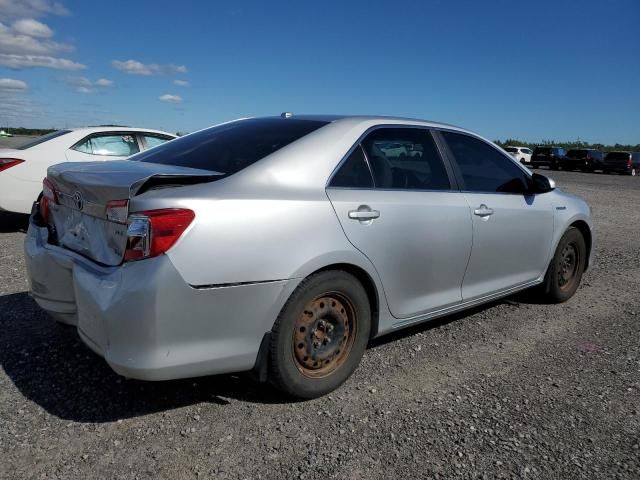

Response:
(530, 173), (555, 194)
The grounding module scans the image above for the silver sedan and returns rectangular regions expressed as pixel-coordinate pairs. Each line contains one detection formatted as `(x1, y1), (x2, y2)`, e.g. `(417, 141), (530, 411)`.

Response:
(24, 115), (593, 398)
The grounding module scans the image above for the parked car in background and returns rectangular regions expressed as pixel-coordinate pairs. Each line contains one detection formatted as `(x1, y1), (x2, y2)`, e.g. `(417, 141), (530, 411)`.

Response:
(503, 146), (533, 164)
(0, 127), (176, 214)
(561, 149), (605, 172)
(602, 151), (640, 176)
(530, 146), (566, 170)
(25, 115), (593, 399)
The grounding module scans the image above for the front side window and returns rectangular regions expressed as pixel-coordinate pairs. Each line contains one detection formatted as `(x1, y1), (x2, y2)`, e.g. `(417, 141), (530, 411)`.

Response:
(72, 134), (140, 156)
(441, 131), (530, 194)
(134, 118), (328, 174)
(360, 128), (451, 190)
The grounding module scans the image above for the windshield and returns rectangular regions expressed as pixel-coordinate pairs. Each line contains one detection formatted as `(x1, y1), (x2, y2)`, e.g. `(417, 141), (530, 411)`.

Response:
(15, 130), (72, 150)
(134, 118), (329, 174)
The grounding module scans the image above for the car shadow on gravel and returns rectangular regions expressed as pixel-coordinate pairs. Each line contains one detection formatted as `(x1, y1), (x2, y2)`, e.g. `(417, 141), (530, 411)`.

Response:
(1, 288), (550, 423)
(0, 212), (29, 233)
(0, 292), (291, 424)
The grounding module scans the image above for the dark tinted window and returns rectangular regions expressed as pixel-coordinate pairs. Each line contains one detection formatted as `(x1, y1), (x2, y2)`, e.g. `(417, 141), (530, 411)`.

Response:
(605, 151), (631, 161)
(16, 130), (71, 149)
(567, 149), (588, 158)
(330, 146), (373, 188)
(134, 118), (328, 174)
(533, 147), (551, 155)
(442, 131), (530, 194)
(504, 147), (517, 153)
(554, 148), (566, 156)
(360, 128), (450, 190)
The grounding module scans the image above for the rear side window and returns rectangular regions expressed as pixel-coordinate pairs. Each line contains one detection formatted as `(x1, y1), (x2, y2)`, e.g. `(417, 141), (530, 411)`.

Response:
(330, 146), (373, 188)
(441, 131), (529, 194)
(360, 128), (451, 190)
(142, 134), (172, 149)
(72, 134), (140, 156)
(504, 147), (517, 153)
(134, 118), (328, 174)
(567, 149), (587, 158)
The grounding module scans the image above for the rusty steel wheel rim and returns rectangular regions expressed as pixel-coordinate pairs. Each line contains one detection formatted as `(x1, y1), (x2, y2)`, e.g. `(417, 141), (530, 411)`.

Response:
(558, 242), (580, 291)
(292, 292), (357, 378)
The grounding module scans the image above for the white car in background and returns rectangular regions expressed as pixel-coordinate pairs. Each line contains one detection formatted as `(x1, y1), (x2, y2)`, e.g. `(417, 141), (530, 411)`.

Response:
(0, 127), (176, 214)
(504, 146), (533, 164)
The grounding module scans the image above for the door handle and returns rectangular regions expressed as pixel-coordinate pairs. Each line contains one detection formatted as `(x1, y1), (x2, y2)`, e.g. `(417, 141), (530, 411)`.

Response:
(348, 207), (380, 221)
(473, 204), (494, 217)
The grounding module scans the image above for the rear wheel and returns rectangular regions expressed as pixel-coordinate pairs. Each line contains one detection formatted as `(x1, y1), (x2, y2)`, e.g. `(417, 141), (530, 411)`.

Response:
(269, 270), (371, 399)
(538, 227), (586, 303)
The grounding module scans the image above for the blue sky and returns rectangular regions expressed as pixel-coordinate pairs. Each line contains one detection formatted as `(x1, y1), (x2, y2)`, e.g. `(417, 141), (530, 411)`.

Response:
(1, 0), (638, 144)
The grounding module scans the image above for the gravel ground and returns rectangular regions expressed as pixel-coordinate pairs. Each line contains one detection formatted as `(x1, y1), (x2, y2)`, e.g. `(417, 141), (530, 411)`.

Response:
(0, 169), (638, 479)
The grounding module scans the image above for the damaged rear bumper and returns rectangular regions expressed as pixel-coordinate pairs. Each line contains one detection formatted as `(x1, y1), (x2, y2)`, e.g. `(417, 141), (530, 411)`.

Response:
(24, 218), (297, 380)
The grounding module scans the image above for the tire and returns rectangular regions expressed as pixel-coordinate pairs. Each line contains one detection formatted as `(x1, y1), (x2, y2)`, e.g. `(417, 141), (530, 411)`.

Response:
(538, 227), (586, 303)
(269, 270), (371, 399)
(550, 161), (559, 171)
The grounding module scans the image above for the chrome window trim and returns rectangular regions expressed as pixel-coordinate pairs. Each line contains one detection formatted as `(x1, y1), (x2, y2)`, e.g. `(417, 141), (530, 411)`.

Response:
(325, 124), (459, 192)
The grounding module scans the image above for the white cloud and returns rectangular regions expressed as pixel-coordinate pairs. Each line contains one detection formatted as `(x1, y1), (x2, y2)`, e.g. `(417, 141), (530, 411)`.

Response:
(0, 53), (85, 70)
(0, 77), (28, 90)
(112, 59), (188, 76)
(0, 21), (73, 55)
(11, 18), (52, 37)
(0, 4), (82, 71)
(0, 0), (69, 21)
(159, 94), (182, 104)
(64, 76), (114, 93)
(173, 79), (189, 87)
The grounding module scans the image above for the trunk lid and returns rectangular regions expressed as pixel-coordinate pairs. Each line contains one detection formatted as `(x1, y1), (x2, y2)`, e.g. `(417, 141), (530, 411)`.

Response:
(46, 160), (221, 266)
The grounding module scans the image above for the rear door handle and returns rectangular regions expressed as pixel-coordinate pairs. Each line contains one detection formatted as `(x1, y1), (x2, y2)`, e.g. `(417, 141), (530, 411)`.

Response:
(348, 207), (380, 221)
(473, 204), (494, 217)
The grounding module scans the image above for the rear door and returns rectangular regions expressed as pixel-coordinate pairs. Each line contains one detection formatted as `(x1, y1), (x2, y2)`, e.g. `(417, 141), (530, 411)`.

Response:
(438, 130), (554, 301)
(326, 127), (472, 319)
(65, 132), (141, 162)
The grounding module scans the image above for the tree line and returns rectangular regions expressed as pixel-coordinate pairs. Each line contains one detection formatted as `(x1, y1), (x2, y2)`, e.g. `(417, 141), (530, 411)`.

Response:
(494, 138), (640, 153)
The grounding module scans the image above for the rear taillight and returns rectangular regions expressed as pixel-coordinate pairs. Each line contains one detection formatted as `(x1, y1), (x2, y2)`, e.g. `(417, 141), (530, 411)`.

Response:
(124, 208), (195, 261)
(586, 154), (592, 160)
(39, 178), (58, 223)
(0, 158), (24, 172)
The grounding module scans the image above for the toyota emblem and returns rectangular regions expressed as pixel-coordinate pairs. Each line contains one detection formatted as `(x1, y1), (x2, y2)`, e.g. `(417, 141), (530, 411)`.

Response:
(72, 191), (84, 211)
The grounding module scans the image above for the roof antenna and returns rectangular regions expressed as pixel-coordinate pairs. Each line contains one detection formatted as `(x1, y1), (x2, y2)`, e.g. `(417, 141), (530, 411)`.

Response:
(280, 112), (293, 118)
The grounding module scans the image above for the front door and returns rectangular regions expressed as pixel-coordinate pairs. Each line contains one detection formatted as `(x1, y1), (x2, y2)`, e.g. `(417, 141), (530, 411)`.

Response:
(438, 130), (554, 301)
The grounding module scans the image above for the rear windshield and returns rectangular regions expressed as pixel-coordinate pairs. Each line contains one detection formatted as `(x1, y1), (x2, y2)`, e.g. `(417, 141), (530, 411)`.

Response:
(16, 130), (71, 150)
(533, 147), (551, 154)
(605, 151), (631, 160)
(566, 149), (588, 158)
(134, 118), (329, 174)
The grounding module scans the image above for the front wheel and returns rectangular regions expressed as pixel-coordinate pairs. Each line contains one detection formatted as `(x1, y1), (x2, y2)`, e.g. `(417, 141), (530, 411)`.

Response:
(269, 270), (371, 399)
(538, 227), (586, 303)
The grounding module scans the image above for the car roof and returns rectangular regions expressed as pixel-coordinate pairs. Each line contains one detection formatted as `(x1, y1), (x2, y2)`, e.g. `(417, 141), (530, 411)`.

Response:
(67, 126), (176, 136)
(271, 114), (473, 135)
